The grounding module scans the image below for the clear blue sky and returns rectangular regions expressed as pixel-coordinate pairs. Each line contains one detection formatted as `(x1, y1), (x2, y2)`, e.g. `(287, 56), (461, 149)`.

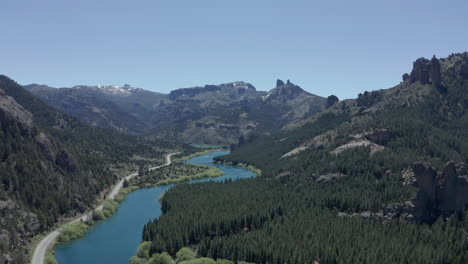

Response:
(1, 0), (467, 99)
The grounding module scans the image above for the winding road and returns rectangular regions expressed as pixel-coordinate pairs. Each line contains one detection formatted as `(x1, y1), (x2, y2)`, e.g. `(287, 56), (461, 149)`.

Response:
(31, 152), (179, 264)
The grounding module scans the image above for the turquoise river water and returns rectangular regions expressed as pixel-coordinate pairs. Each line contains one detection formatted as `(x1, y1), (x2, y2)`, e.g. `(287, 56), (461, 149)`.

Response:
(55, 151), (256, 264)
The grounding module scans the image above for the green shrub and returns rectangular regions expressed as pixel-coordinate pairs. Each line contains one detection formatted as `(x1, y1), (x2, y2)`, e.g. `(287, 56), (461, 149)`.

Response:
(179, 258), (216, 264)
(137, 241), (151, 258)
(92, 210), (106, 221)
(57, 222), (89, 243)
(129, 256), (145, 264)
(102, 199), (119, 217)
(45, 252), (58, 264)
(147, 252), (175, 264)
(176, 247), (196, 263)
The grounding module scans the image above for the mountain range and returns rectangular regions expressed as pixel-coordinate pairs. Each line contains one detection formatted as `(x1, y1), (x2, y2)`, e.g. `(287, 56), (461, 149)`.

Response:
(25, 80), (328, 144)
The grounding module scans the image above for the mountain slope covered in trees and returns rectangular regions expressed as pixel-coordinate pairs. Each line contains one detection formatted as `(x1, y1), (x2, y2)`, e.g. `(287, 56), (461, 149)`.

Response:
(0, 76), (183, 263)
(140, 53), (468, 264)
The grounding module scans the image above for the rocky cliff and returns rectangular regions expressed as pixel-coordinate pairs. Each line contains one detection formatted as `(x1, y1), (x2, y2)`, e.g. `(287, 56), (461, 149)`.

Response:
(412, 161), (468, 222)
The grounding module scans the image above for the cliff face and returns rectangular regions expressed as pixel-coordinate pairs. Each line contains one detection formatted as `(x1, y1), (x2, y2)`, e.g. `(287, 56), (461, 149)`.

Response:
(408, 56), (442, 87)
(412, 161), (468, 222)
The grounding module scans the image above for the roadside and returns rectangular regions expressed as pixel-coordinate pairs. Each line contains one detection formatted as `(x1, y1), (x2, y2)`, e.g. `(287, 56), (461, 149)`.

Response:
(31, 152), (179, 264)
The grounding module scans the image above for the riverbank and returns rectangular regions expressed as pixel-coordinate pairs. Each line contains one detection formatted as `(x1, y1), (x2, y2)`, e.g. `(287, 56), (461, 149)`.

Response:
(32, 153), (179, 264)
(215, 160), (262, 176)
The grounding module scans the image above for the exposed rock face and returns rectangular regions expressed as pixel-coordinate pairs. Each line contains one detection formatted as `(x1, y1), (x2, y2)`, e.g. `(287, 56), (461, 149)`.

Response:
(412, 161), (468, 222)
(331, 129), (391, 155)
(276, 79), (285, 87)
(410, 58), (431, 84)
(401, 168), (417, 186)
(315, 173), (345, 183)
(402, 73), (410, 82)
(408, 56), (443, 89)
(331, 139), (384, 155)
(266, 80), (306, 102)
(364, 129), (391, 145)
(430, 56), (442, 87)
(461, 60), (468, 79)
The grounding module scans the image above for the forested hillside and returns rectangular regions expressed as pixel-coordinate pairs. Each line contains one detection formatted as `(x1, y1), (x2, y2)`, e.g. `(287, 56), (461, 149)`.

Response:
(0, 76), (182, 263)
(140, 53), (468, 264)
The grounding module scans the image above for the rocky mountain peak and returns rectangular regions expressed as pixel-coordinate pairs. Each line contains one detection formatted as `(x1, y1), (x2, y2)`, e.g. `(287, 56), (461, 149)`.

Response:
(264, 79), (308, 101)
(405, 56), (442, 88)
(276, 79), (285, 87)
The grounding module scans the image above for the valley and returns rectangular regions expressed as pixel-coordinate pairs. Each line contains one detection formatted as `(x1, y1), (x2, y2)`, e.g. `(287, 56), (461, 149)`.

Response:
(52, 151), (256, 264)
(2, 2), (467, 264)
(0, 53), (466, 264)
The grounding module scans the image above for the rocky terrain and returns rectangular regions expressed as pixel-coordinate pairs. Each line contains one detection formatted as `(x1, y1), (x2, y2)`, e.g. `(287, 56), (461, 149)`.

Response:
(25, 80), (328, 144)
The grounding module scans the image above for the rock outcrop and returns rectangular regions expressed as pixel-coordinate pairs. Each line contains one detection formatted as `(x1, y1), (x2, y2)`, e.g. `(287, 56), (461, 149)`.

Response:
(276, 79), (285, 87)
(430, 55), (442, 87)
(325, 95), (339, 108)
(331, 129), (391, 155)
(363, 129), (391, 145)
(331, 140), (384, 155)
(411, 161), (468, 222)
(410, 58), (431, 85)
(315, 173), (345, 183)
(406, 56), (444, 91)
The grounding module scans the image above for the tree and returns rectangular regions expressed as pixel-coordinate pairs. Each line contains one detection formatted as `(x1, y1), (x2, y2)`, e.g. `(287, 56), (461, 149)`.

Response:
(176, 247), (197, 263)
(147, 252), (175, 264)
(137, 241), (151, 258)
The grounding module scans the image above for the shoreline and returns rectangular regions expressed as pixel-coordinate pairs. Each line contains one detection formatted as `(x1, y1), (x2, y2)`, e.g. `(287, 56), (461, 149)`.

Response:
(171, 148), (225, 163)
(214, 160), (262, 176)
(31, 152), (180, 264)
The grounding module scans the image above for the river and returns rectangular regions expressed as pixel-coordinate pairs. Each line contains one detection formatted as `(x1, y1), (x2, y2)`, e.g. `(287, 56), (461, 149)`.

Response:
(54, 151), (256, 264)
